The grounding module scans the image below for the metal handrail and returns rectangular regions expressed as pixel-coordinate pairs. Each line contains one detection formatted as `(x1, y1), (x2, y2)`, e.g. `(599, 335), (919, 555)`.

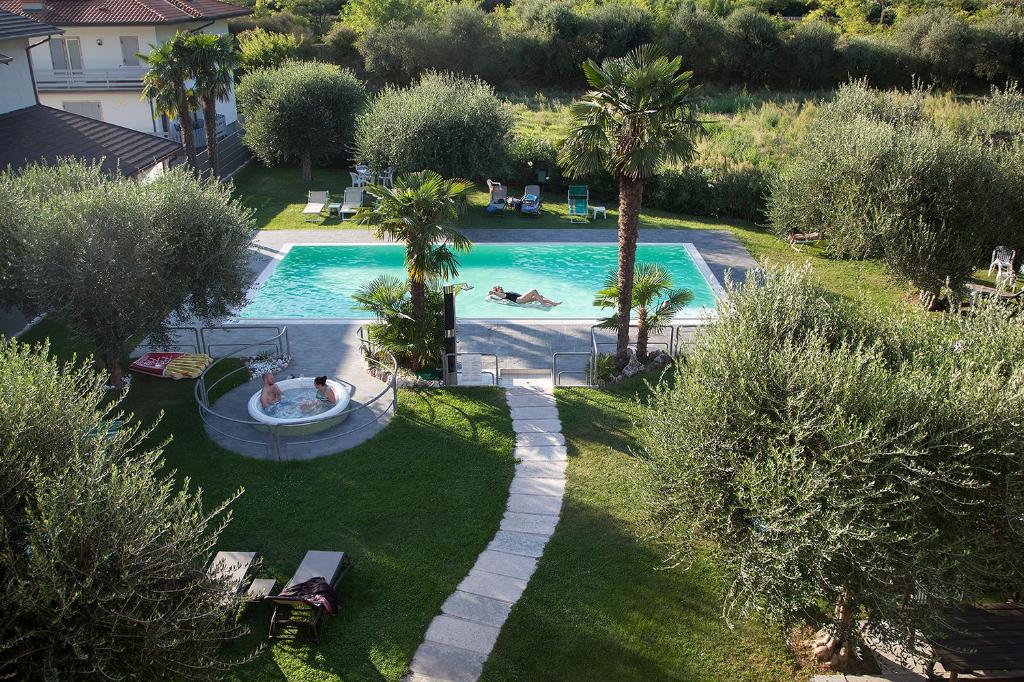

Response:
(442, 352), (499, 386)
(552, 352), (593, 387)
(134, 326), (203, 355)
(193, 325), (397, 460)
(200, 324), (290, 360)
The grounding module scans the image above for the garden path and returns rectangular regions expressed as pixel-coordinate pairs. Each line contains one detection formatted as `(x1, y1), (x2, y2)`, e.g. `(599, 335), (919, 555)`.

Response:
(407, 378), (566, 682)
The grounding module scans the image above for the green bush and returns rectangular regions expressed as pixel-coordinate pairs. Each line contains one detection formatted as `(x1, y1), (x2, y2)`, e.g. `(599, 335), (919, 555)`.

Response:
(768, 80), (1019, 299)
(782, 20), (840, 89)
(649, 164), (767, 222)
(583, 3), (657, 60)
(661, 9), (732, 83)
(635, 263), (1024, 662)
(237, 60), (367, 179)
(892, 9), (979, 88)
(976, 12), (1024, 85)
(323, 21), (359, 63)
(506, 133), (559, 185)
(354, 71), (514, 179)
(722, 8), (783, 85)
(237, 27), (300, 70)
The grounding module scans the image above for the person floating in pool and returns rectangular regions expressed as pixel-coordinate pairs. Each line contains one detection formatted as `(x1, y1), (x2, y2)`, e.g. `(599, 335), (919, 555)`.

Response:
(260, 372), (283, 409)
(488, 285), (561, 307)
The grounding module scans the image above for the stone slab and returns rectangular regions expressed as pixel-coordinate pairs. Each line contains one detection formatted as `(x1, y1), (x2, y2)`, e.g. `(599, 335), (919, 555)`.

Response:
(515, 460), (567, 477)
(459, 570), (529, 603)
(504, 386), (550, 396)
(442, 590), (513, 628)
(472, 549), (538, 580)
(409, 640), (487, 682)
(505, 394), (557, 408)
(514, 445), (568, 461)
(488, 530), (549, 558)
(501, 511), (559, 535)
(512, 419), (563, 434)
(509, 406), (560, 420)
(509, 475), (565, 497)
(425, 614), (501, 656)
(507, 493), (563, 515)
(516, 432), (565, 447)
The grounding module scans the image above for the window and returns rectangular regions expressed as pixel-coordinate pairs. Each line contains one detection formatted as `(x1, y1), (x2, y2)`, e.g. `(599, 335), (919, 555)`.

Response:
(120, 36), (140, 66)
(49, 37), (83, 71)
(63, 101), (103, 121)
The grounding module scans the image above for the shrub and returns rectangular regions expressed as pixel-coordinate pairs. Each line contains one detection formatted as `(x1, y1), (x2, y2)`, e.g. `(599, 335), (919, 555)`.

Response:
(840, 33), (915, 89)
(782, 20), (840, 89)
(768, 81), (1017, 300)
(661, 9), (731, 84)
(976, 12), (1024, 85)
(0, 341), (247, 679)
(722, 8), (783, 86)
(237, 61), (367, 180)
(506, 133), (559, 185)
(584, 3), (657, 60)
(499, 0), (590, 87)
(649, 164), (767, 222)
(237, 27), (300, 70)
(635, 263), (1024, 668)
(352, 275), (445, 371)
(357, 4), (504, 85)
(354, 71), (514, 179)
(323, 21), (359, 63)
(892, 9), (980, 88)
(342, 0), (441, 34)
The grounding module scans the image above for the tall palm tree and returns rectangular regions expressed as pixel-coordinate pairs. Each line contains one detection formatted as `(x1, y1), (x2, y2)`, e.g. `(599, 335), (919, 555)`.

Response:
(141, 34), (197, 167)
(594, 263), (693, 360)
(560, 44), (703, 356)
(353, 170), (473, 325)
(185, 33), (238, 178)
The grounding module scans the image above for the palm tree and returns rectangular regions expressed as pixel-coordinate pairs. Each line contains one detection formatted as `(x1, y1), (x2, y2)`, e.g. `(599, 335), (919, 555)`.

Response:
(184, 33), (238, 178)
(141, 34), (197, 167)
(560, 44), (703, 356)
(352, 274), (444, 371)
(594, 263), (693, 360)
(353, 170), (473, 325)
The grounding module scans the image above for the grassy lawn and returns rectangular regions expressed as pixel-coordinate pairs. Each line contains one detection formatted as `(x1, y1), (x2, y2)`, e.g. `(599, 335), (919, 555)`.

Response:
(18, 318), (516, 681)
(482, 379), (797, 681)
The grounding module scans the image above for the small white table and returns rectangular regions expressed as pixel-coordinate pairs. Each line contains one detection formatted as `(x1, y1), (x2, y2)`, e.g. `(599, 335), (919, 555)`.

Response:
(592, 206), (607, 219)
(328, 202), (342, 216)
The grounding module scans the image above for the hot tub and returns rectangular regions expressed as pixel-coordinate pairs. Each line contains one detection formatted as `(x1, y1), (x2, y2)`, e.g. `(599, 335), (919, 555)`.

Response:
(247, 377), (352, 436)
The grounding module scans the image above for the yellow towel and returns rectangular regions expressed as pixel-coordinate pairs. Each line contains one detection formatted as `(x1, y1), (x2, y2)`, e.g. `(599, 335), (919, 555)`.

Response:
(164, 354), (213, 380)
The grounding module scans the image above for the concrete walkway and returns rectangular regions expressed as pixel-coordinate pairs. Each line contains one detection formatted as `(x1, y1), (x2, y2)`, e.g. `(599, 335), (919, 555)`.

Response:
(407, 380), (565, 682)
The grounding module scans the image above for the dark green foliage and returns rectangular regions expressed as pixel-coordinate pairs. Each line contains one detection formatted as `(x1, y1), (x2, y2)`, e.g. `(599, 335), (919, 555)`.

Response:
(236, 60), (367, 178)
(352, 275), (445, 371)
(635, 264), (1024, 661)
(648, 165), (767, 222)
(661, 9), (732, 83)
(354, 72), (514, 179)
(722, 8), (782, 84)
(0, 342), (247, 679)
(506, 133), (560, 185)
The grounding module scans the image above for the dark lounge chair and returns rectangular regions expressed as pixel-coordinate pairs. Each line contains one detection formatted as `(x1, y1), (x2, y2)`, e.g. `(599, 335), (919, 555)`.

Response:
(268, 550), (352, 643)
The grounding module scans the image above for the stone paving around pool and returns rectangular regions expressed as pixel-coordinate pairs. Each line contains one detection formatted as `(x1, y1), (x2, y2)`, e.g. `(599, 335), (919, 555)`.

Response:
(406, 379), (565, 682)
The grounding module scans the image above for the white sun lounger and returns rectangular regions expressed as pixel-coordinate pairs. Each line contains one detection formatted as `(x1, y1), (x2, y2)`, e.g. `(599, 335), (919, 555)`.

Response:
(269, 550), (352, 643)
(207, 550), (257, 594)
(303, 191), (329, 222)
(339, 187), (363, 221)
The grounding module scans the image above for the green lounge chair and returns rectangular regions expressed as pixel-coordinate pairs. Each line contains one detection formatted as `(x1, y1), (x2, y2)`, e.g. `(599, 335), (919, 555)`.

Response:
(568, 185), (589, 223)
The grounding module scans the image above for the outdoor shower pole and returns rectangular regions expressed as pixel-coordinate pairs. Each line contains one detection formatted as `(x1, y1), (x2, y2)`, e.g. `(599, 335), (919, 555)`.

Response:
(443, 284), (457, 386)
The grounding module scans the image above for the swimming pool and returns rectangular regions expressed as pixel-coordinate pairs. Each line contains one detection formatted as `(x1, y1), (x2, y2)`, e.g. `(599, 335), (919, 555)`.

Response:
(241, 243), (723, 320)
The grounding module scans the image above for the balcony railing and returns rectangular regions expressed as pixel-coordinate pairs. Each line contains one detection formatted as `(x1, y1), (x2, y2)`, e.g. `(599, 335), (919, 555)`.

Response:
(34, 66), (149, 91)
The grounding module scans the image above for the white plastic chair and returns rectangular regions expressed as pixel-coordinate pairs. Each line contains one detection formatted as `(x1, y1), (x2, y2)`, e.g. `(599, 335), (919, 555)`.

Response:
(378, 167), (394, 188)
(990, 247), (1017, 291)
(339, 187), (363, 221)
(349, 171), (365, 188)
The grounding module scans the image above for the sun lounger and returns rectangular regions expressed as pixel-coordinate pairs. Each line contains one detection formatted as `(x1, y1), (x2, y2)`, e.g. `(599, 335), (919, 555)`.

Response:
(568, 185), (589, 223)
(339, 187), (363, 221)
(486, 179), (507, 216)
(268, 550), (352, 643)
(207, 551), (257, 594)
(520, 184), (542, 216)
(303, 191), (329, 222)
(788, 230), (822, 248)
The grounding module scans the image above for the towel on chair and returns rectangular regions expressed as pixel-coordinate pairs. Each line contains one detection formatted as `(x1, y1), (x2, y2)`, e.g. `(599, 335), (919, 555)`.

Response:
(279, 577), (340, 614)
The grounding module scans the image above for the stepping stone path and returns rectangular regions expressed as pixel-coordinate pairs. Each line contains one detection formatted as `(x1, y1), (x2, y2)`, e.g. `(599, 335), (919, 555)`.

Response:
(406, 384), (565, 682)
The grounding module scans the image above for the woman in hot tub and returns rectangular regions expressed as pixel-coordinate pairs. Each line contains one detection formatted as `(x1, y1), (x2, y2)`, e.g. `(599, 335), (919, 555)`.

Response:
(488, 285), (561, 307)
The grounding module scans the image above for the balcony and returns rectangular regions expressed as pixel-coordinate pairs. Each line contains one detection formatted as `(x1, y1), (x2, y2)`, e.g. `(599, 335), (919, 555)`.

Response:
(34, 66), (148, 92)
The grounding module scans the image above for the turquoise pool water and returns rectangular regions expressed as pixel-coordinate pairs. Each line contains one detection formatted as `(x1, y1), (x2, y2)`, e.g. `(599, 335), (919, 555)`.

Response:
(241, 243), (718, 320)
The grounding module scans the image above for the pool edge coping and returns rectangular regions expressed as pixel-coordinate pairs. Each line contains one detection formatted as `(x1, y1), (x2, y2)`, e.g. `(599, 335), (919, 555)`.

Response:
(240, 241), (727, 325)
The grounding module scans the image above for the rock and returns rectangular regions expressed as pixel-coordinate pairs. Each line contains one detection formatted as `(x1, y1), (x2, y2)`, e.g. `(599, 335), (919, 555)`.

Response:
(621, 349), (642, 378)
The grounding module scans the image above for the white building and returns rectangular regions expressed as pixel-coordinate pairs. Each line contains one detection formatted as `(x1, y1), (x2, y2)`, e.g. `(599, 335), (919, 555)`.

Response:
(0, 0), (248, 141)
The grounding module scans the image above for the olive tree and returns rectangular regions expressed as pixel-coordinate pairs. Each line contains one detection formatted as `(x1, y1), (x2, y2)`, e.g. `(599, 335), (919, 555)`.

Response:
(635, 264), (1024, 670)
(236, 60), (367, 181)
(769, 81), (1020, 305)
(0, 160), (254, 387)
(0, 341), (249, 679)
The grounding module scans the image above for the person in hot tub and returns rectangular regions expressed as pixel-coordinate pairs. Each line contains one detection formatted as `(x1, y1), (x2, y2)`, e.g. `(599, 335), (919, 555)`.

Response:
(260, 372), (283, 409)
(488, 285), (561, 307)
(301, 376), (337, 412)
